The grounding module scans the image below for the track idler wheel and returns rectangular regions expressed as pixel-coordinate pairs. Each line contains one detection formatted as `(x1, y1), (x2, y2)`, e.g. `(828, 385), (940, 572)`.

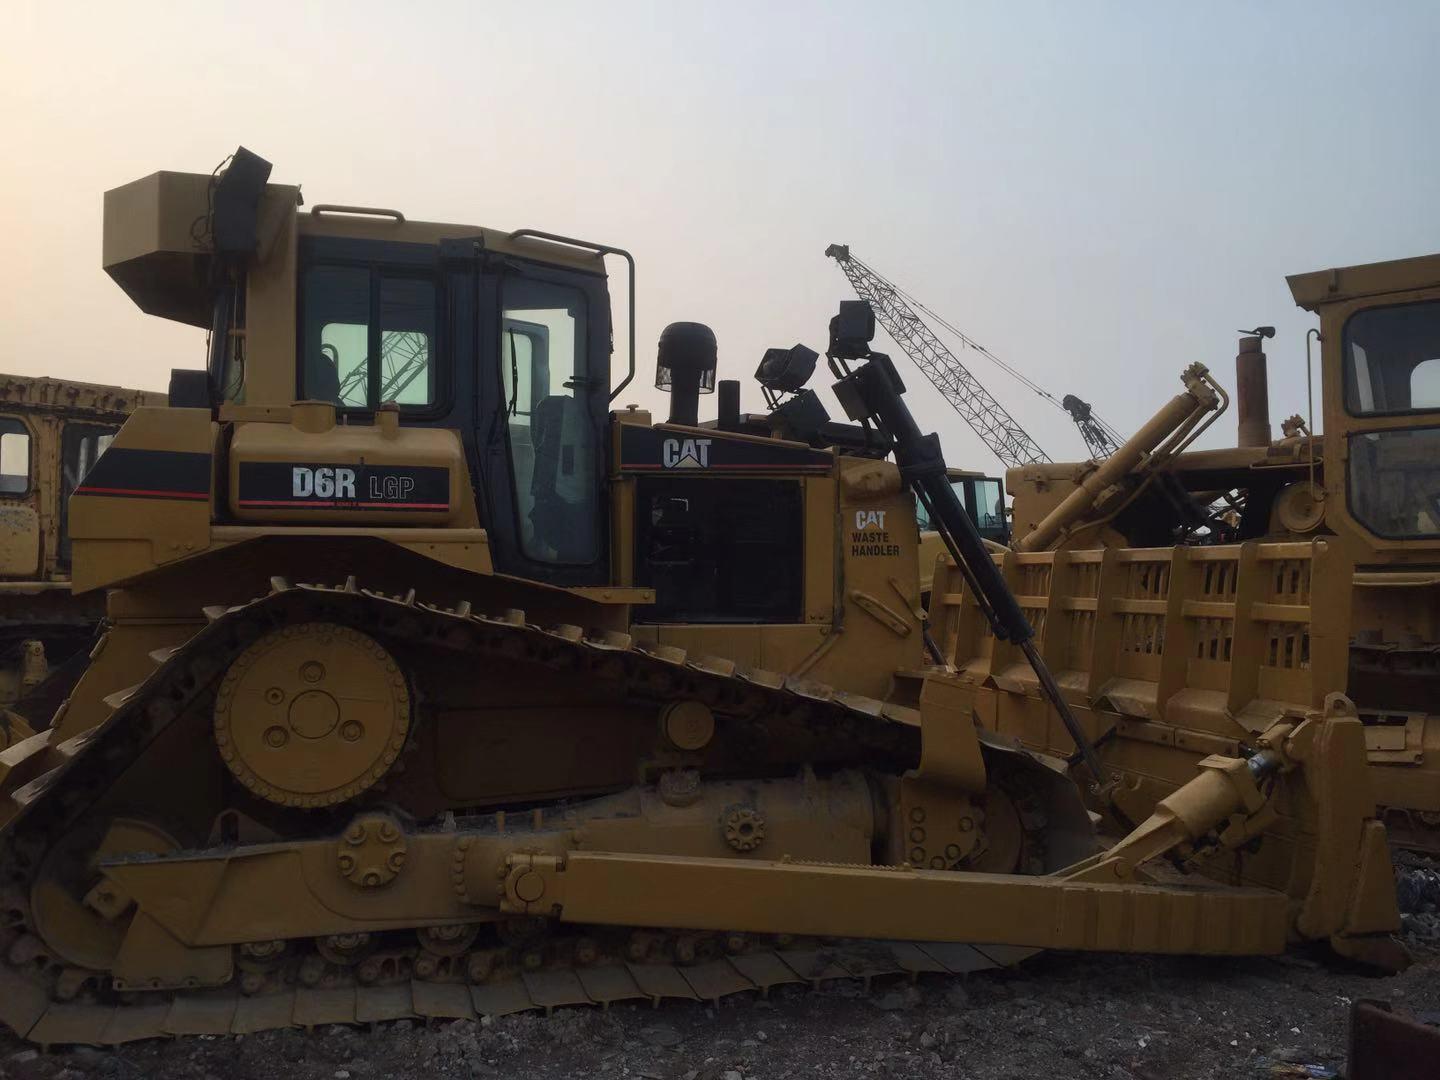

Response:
(213, 623), (411, 808)
(28, 817), (179, 971)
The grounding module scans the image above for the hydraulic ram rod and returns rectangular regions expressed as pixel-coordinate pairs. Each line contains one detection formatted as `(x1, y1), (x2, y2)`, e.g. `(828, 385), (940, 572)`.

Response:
(833, 350), (1108, 789)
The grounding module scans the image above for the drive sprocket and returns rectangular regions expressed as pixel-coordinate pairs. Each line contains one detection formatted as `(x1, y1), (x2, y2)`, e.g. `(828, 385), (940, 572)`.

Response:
(212, 622), (410, 808)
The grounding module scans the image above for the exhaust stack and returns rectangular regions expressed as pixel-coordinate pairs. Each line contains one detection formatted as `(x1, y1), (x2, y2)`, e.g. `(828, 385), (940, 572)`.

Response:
(656, 322), (717, 427)
(1236, 331), (1274, 447)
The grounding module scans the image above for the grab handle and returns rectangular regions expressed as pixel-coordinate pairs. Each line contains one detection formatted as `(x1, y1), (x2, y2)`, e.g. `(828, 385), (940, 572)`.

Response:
(510, 229), (636, 403)
(311, 204), (406, 223)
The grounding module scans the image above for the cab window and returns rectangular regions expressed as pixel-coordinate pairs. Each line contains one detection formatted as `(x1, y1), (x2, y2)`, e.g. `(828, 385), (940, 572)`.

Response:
(302, 266), (438, 410)
(499, 277), (599, 565)
(973, 477), (1004, 533)
(915, 476), (1008, 543)
(1344, 301), (1440, 415)
(1348, 425), (1440, 539)
(0, 419), (31, 496)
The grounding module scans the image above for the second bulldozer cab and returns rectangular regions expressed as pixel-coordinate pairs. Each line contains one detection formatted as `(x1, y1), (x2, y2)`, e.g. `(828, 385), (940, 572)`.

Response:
(1002, 253), (1440, 565)
(0, 378), (157, 581)
(916, 468), (1008, 545)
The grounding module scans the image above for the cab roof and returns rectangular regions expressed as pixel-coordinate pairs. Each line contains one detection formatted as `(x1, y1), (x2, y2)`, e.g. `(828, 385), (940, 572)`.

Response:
(103, 170), (605, 329)
(1287, 252), (1440, 312)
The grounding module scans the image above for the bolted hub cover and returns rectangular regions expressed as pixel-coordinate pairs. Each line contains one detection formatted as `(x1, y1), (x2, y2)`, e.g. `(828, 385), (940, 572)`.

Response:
(214, 622), (411, 807)
(722, 805), (766, 852)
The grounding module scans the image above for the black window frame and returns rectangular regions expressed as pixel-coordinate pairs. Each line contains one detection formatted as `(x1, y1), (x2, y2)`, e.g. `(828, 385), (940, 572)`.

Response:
(0, 416), (33, 499)
(1341, 299), (1440, 419)
(297, 239), (451, 420)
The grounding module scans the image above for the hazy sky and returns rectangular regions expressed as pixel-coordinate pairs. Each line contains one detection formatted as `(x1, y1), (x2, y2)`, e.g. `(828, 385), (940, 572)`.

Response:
(3, 1), (1436, 470)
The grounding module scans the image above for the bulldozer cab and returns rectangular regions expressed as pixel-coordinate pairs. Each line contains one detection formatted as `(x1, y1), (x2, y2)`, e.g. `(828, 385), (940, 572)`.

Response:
(287, 235), (616, 585)
(102, 159), (622, 589)
(1290, 253), (1440, 562)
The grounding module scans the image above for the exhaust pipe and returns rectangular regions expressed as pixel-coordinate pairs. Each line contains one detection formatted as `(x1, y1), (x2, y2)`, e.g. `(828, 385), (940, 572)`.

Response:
(656, 322), (717, 427)
(717, 379), (741, 431)
(1236, 332), (1273, 448)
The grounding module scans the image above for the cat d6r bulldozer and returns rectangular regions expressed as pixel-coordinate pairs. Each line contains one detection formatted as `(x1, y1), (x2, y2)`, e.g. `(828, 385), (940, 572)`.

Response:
(0, 149), (1403, 1046)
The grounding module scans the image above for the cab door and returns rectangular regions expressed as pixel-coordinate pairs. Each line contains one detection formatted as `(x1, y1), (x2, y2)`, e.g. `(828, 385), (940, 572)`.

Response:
(474, 260), (613, 586)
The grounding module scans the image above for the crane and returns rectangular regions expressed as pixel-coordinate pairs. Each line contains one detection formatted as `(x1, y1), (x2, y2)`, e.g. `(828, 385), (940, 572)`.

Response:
(825, 245), (1048, 468)
(335, 330), (431, 406)
(825, 245), (1123, 467)
(1062, 394), (1124, 459)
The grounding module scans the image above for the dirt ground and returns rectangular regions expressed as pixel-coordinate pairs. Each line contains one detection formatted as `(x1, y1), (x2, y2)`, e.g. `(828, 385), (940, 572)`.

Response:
(1, 859), (1436, 1080)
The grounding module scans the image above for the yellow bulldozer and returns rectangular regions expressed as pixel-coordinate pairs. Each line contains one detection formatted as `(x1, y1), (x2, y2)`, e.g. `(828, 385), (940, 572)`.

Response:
(0, 375), (161, 742)
(938, 256), (1440, 855)
(0, 149), (1407, 1046)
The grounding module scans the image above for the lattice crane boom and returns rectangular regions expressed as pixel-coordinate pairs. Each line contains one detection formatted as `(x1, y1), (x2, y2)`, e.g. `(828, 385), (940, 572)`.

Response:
(334, 331), (430, 407)
(826, 245), (1050, 469)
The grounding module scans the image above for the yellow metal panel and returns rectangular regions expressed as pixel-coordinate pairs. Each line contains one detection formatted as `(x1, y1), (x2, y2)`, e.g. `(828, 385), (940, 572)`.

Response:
(227, 416), (471, 527)
(520, 851), (1289, 956)
(69, 408), (216, 594)
(0, 504), (38, 577)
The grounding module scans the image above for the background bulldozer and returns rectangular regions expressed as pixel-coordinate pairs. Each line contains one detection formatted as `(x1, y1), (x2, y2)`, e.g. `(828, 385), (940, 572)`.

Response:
(934, 252), (1440, 854)
(0, 375), (161, 741)
(0, 149), (1404, 1047)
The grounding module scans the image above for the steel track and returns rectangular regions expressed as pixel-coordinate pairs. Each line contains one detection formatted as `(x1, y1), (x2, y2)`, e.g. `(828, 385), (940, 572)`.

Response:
(0, 578), (1038, 1047)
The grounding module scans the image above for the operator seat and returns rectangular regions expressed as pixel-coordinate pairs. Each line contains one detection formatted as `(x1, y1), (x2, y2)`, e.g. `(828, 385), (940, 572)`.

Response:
(303, 344), (343, 405)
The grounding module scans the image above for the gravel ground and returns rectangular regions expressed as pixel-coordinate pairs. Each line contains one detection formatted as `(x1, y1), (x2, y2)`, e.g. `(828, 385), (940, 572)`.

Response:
(0, 859), (1435, 1080)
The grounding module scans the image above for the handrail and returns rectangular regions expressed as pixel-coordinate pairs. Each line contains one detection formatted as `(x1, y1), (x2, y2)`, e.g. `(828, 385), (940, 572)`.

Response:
(311, 204), (406, 223)
(509, 229), (636, 403)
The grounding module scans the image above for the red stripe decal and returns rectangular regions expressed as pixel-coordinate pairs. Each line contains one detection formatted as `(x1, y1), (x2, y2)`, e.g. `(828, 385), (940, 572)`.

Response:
(621, 464), (830, 472)
(75, 486), (209, 500)
(236, 500), (449, 509)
